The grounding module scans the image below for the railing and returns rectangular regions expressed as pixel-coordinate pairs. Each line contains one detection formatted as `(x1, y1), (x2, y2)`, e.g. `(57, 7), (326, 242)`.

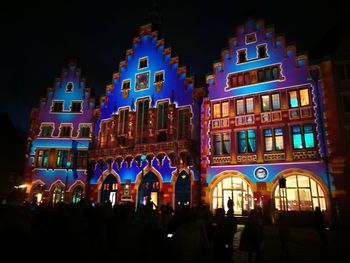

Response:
(263, 152), (286, 161)
(236, 154), (257, 163)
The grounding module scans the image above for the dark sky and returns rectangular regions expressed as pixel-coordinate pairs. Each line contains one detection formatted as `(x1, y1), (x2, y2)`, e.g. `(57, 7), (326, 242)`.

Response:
(1, 0), (346, 132)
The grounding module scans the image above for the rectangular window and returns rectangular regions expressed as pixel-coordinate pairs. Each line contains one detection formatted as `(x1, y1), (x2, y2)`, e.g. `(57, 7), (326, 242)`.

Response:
(41, 125), (53, 137)
(272, 67), (279, 80)
(264, 129), (273, 152)
(155, 71), (164, 82)
(289, 91), (299, 108)
(300, 89), (310, 106)
(258, 46), (267, 58)
(261, 95), (270, 112)
(136, 100), (149, 143)
(222, 102), (229, 117)
(77, 151), (88, 169)
(71, 102), (82, 112)
(213, 133), (231, 156)
(237, 129), (256, 153)
(236, 99), (245, 115)
(178, 108), (190, 139)
(244, 73), (250, 85)
(139, 57), (148, 68)
(118, 109), (129, 134)
(56, 150), (69, 167)
(257, 70), (264, 82)
(122, 80), (130, 90)
(157, 102), (168, 129)
(292, 125), (303, 149)
(264, 68), (272, 81)
(60, 126), (71, 137)
(52, 101), (63, 112)
(213, 134), (222, 155)
(213, 103), (221, 118)
(37, 149), (49, 167)
(246, 98), (254, 114)
(79, 126), (90, 137)
(238, 50), (246, 63)
(303, 124), (315, 148)
(231, 75), (238, 87)
(274, 128), (284, 150)
(272, 93), (281, 110)
(238, 74), (244, 86)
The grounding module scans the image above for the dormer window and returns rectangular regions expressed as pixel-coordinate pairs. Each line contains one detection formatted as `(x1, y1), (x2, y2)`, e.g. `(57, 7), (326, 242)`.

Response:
(238, 50), (247, 63)
(139, 57), (148, 69)
(79, 125), (91, 137)
(155, 71), (164, 82)
(66, 82), (73, 92)
(52, 101), (63, 112)
(71, 101), (82, 112)
(245, 33), (257, 44)
(258, 45), (267, 58)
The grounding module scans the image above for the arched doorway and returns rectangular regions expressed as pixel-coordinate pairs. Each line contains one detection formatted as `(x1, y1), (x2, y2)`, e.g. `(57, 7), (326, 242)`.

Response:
(138, 171), (160, 207)
(211, 175), (254, 215)
(174, 170), (191, 207)
(100, 174), (118, 206)
(52, 185), (64, 205)
(72, 185), (84, 204)
(273, 174), (326, 211)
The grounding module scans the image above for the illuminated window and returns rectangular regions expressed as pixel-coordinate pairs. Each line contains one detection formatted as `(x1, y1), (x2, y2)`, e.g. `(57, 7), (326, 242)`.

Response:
(244, 73), (250, 85)
(178, 108), (190, 140)
(71, 102), (82, 112)
(212, 176), (254, 215)
(261, 95), (270, 112)
(272, 67), (279, 80)
(237, 129), (256, 153)
(300, 89), (310, 106)
(238, 50), (246, 63)
(257, 70), (264, 82)
(213, 103), (221, 118)
(72, 186), (84, 203)
(292, 124), (315, 149)
(213, 133), (230, 156)
(79, 126), (90, 137)
(52, 101), (63, 112)
(118, 109), (129, 134)
(274, 175), (326, 211)
(236, 99), (244, 115)
(154, 71), (164, 82)
(222, 102), (229, 117)
(40, 125), (53, 137)
(264, 128), (284, 152)
(122, 80), (130, 90)
(264, 68), (272, 81)
(246, 98), (254, 114)
(56, 150), (69, 167)
(139, 57), (148, 68)
(272, 94), (281, 110)
(60, 126), (72, 137)
(66, 82), (73, 92)
(238, 74), (244, 86)
(288, 91), (299, 108)
(52, 185), (64, 205)
(157, 102), (168, 129)
(258, 45), (267, 58)
(136, 99), (149, 143)
(37, 149), (49, 167)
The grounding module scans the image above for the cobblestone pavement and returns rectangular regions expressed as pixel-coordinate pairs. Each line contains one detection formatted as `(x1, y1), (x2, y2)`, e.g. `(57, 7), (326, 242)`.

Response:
(231, 224), (347, 263)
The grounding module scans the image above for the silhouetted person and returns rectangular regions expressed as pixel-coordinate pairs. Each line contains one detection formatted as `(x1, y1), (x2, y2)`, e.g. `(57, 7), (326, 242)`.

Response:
(314, 206), (327, 246)
(227, 197), (234, 212)
(278, 212), (290, 262)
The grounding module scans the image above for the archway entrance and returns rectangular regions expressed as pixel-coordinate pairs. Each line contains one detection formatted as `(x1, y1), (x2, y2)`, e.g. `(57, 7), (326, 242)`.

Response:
(31, 184), (45, 204)
(101, 174), (118, 206)
(175, 170), (191, 207)
(52, 185), (64, 205)
(72, 185), (84, 203)
(138, 171), (160, 207)
(211, 175), (254, 215)
(273, 174), (326, 211)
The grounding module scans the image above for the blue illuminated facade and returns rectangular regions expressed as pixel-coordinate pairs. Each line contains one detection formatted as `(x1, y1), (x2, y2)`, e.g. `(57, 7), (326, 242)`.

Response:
(88, 24), (200, 207)
(24, 62), (95, 204)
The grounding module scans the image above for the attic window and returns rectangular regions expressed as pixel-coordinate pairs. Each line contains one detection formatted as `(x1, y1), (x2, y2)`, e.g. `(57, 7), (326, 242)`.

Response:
(122, 80), (130, 90)
(66, 82), (73, 92)
(139, 57), (148, 69)
(245, 33), (257, 44)
(155, 71), (164, 82)
(238, 50), (247, 63)
(258, 45), (267, 58)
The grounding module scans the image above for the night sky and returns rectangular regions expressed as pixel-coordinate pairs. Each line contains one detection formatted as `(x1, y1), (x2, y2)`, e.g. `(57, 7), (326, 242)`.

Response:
(1, 0), (346, 132)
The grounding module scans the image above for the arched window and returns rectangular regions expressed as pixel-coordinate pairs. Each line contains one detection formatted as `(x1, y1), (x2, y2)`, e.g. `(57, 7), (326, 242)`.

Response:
(52, 185), (64, 204)
(66, 82), (73, 92)
(212, 176), (254, 215)
(274, 175), (326, 211)
(72, 186), (84, 203)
